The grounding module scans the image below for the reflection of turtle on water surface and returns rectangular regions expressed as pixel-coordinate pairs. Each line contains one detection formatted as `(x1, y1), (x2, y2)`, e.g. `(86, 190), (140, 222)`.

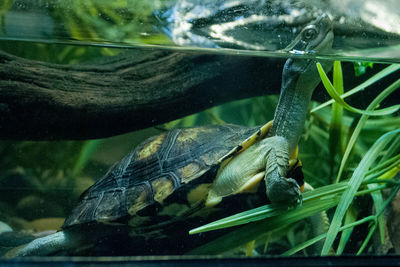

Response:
(166, 0), (400, 51)
(10, 15), (333, 256)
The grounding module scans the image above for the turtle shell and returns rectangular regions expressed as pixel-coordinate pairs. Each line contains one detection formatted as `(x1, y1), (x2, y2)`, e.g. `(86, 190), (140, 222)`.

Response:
(63, 123), (274, 229)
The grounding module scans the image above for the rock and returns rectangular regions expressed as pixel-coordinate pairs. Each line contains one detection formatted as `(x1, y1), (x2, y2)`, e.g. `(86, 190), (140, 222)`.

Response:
(5, 217), (30, 232)
(0, 168), (37, 204)
(0, 231), (35, 247)
(0, 201), (30, 231)
(16, 195), (65, 221)
(0, 201), (15, 218)
(27, 218), (64, 232)
(0, 221), (12, 234)
(0, 231), (36, 256)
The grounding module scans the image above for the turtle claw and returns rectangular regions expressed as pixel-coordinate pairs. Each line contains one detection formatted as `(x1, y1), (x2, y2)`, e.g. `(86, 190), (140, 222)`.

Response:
(283, 177), (302, 206)
(298, 193), (303, 206)
(266, 177), (302, 206)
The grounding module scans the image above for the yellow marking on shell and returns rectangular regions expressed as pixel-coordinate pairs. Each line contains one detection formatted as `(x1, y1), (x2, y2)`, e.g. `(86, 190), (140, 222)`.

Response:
(128, 191), (149, 215)
(288, 159), (298, 168)
(158, 203), (189, 217)
(218, 121), (273, 163)
(200, 151), (222, 166)
(187, 183), (212, 206)
(300, 183), (305, 193)
(288, 159), (302, 172)
(137, 134), (165, 160)
(238, 171), (265, 193)
(177, 127), (214, 143)
(152, 178), (174, 204)
(178, 162), (201, 183)
(291, 146), (299, 160)
(295, 159), (302, 167)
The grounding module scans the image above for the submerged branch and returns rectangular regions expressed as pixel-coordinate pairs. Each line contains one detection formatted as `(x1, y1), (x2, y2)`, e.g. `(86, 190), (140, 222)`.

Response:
(0, 50), (285, 140)
(0, 50), (397, 140)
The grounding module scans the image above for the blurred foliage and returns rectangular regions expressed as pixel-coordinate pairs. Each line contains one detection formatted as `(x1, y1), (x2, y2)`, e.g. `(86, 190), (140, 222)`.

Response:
(1, 141), (84, 174)
(0, 0), (13, 34)
(0, 0), (172, 62)
(354, 62), (374, 77)
(53, 0), (172, 45)
(0, 40), (123, 64)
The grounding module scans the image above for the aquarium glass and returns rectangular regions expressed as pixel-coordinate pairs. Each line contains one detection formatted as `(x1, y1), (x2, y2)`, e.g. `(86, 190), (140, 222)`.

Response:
(0, 0), (399, 260)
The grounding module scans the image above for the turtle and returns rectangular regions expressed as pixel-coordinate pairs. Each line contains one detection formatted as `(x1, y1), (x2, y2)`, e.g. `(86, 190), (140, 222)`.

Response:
(8, 14), (333, 257)
(163, 0), (400, 51)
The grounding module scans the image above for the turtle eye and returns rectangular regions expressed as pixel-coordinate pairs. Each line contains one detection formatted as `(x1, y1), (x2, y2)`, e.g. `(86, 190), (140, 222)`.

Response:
(302, 26), (318, 40)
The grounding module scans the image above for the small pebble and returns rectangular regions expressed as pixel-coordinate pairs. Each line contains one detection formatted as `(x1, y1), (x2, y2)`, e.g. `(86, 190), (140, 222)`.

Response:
(0, 221), (12, 235)
(16, 195), (65, 220)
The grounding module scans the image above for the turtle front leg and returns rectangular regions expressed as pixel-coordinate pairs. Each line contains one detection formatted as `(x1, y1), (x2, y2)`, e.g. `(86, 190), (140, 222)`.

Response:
(264, 136), (301, 205)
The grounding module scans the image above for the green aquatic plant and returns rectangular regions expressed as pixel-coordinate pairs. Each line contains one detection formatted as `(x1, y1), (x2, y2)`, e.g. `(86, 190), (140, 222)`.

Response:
(0, 0), (13, 34)
(354, 62), (374, 77)
(317, 62), (400, 117)
(318, 61), (400, 255)
(57, 0), (171, 45)
(0, 0), (171, 64)
(328, 61), (344, 178)
(185, 61), (400, 256)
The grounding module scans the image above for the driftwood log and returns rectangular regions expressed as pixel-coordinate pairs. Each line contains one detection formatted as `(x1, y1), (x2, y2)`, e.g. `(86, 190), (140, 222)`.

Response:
(0, 49), (397, 140)
(0, 49), (287, 140)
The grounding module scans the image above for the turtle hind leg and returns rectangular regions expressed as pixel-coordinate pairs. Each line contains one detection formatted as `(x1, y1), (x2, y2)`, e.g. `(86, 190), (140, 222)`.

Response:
(264, 136), (301, 205)
(4, 231), (71, 257)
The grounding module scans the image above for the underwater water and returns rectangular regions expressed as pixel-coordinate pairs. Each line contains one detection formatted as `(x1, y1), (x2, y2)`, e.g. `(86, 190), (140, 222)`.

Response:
(1, 0), (400, 62)
(0, 0), (400, 259)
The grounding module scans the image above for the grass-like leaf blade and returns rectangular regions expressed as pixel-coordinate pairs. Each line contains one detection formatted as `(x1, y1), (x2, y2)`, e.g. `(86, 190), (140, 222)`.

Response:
(316, 63), (400, 116)
(321, 128), (400, 255)
(311, 64), (400, 113)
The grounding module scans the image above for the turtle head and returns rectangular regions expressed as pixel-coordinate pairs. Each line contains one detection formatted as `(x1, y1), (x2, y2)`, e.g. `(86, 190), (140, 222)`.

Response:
(284, 14), (333, 55)
(282, 14), (334, 96)
(281, 14), (334, 85)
